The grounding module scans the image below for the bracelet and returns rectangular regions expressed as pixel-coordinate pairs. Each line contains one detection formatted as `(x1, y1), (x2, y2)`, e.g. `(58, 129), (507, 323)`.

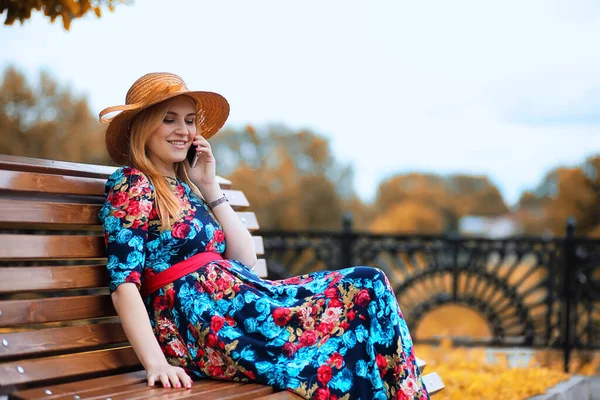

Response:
(208, 194), (228, 210)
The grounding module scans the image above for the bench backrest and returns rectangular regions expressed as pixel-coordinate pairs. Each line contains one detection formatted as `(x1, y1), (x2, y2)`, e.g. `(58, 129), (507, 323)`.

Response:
(0, 154), (266, 392)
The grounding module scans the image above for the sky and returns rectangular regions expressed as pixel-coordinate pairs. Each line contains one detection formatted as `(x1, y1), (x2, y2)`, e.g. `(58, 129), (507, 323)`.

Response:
(1, 0), (600, 206)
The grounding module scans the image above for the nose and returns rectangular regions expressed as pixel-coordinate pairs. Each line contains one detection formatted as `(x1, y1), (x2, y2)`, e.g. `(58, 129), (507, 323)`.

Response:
(173, 121), (189, 137)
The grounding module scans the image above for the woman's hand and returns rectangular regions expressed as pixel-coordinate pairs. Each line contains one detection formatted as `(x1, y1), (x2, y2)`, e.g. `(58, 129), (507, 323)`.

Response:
(185, 135), (216, 188)
(146, 362), (193, 389)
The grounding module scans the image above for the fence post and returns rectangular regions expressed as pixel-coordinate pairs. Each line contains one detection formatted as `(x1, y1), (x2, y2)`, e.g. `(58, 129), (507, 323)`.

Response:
(562, 217), (576, 373)
(340, 212), (354, 269)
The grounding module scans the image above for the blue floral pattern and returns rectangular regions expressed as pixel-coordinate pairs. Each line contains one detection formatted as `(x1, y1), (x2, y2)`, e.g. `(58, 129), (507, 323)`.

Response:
(100, 166), (429, 400)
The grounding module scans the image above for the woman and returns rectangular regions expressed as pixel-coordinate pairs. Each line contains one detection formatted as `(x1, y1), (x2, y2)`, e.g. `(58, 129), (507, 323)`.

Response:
(99, 72), (430, 400)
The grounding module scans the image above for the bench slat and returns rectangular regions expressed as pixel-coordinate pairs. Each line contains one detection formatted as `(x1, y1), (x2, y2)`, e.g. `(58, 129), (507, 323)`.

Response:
(0, 199), (100, 225)
(416, 356), (426, 372)
(103, 382), (235, 400)
(0, 220), (259, 259)
(258, 392), (303, 400)
(0, 154), (119, 179)
(0, 170), (106, 196)
(0, 323), (126, 359)
(0, 256), (264, 293)
(57, 381), (153, 400)
(254, 259), (268, 278)
(0, 192), (251, 226)
(254, 236), (264, 255)
(237, 212), (259, 231)
(111, 382), (246, 400)
(0, 235), (105, 260)
(0, 295), (115, 326)
(151, 383), (273, 400)
(0, 263), (267, 323)
(11, 375), (292, 400)
(0, 346), (140, 387)
(10, 370), (147, 400)
(0, 259), (265, 294)
(122, 382), (242, 400)
(0, 154), (232, 187)
(52, 380), (223, 400)
(0, 170), (237, 201)
(423, 372), (445, 394)
(183, 383), (274, 400)
(0, 265), (108, 293)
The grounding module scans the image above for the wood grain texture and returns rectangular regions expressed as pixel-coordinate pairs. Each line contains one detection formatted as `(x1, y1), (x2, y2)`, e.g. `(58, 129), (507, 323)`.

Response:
(0, 231), (259, 260)
(0, 170), (106, 196)
(0, 323), (127, 359)
(255, 391), (304, 399)
(10, 376), (287, 400)
(10, 370), (147, 399)
(0, 235), (105, 260)
(0, 192), (251, 225)
(0, 295), (115, 326)
(0, 346), (140, 387)
(0, 265), (108, 293)
(0, 199), (100, 225)
(0, 155), (232, 187)
(0, 154), (119, 179)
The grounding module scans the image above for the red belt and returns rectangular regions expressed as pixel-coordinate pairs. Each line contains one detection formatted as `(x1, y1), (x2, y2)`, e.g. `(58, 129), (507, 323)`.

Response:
(140, 252), (224, 296)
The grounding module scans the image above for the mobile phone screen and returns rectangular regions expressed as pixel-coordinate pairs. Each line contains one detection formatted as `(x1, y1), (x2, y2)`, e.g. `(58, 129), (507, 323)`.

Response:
(187, 145), (199, 167)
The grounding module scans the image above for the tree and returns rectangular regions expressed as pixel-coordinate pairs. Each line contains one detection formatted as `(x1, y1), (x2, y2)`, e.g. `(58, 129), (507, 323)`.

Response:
(370, 173), (508, 233)
(0, 66), (109, 164)
(211, 125), (355, 230)
(369, 200), (445, 234)
(517, 156), (600, 237)
(1, 0), (127, 30)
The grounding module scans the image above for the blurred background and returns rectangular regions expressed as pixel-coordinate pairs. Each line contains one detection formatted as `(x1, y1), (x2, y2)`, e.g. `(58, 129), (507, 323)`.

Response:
(1, 1), (599, 398)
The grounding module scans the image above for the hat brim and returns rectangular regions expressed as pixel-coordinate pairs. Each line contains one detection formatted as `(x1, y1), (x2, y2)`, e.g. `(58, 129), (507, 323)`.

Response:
(105, 90), (230, 165)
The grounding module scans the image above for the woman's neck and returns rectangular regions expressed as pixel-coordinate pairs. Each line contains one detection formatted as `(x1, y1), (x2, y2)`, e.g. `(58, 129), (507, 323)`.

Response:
(147, 156), (176, 178)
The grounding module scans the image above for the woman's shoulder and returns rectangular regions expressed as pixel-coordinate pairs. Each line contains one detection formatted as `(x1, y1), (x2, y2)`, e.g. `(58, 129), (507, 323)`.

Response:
(106, 166), (154, 192)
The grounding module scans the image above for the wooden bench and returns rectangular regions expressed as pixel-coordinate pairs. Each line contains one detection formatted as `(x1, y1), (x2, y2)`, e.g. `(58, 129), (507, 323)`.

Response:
(0, 154), (443, 399)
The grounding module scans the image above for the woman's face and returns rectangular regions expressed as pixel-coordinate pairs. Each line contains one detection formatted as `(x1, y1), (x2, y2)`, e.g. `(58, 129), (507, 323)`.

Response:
(146, 95), (197, 173)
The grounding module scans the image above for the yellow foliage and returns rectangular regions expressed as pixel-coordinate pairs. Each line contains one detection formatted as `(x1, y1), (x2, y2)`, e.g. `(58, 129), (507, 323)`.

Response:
(0, 67), (110, 165)
(415, 345), (573, 400)
(369, 200), (444, 234)
(1, 0), (128, 30)
(413, 299), (599, 399)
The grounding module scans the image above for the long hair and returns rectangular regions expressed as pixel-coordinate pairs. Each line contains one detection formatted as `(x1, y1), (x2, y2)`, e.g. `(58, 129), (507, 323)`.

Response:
(128, 96), (203, 231)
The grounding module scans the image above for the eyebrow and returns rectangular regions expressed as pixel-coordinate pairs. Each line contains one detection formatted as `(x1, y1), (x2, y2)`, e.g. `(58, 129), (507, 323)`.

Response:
(166, 111), (196, 117)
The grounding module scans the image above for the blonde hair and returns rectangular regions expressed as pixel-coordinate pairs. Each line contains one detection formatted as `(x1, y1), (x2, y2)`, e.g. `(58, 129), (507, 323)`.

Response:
(128, 96), (203, 231)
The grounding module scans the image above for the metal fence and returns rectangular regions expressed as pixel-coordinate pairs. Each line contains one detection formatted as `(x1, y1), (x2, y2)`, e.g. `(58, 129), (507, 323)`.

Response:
(259, 216), (600, 372)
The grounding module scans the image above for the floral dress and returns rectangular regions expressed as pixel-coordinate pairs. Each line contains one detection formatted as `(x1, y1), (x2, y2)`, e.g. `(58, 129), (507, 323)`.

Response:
(100, 166), (430, 400)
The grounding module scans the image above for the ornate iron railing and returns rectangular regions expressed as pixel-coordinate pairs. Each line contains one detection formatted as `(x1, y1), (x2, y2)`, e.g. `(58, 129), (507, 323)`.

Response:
(259, 217), (600, 372)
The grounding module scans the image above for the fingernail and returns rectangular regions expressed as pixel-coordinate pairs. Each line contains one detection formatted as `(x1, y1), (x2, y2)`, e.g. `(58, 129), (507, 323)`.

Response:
(186, 383), (192, 389)
(175, 383), (181, 388)
(165, 383), (170, 388)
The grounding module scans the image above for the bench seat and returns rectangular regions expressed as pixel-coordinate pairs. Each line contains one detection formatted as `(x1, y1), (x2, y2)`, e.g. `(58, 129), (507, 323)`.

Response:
(0, 155), (443, 399)
(10, 371), (300, 400)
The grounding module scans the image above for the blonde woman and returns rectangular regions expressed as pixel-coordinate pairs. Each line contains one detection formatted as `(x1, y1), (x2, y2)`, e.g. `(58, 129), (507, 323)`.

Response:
(99, 72), (430, 400)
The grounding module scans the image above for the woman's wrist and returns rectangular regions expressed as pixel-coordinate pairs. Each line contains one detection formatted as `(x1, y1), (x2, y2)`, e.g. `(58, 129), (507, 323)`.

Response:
(198, 182), (223, 204)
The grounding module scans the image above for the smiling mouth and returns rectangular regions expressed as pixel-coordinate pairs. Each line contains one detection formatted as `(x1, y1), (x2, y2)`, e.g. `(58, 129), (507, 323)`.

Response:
(167, 140), (187, 147)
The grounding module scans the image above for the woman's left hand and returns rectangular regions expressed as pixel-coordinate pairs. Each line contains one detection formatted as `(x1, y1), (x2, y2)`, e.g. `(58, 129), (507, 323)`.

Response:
(185, 135), (216, 187)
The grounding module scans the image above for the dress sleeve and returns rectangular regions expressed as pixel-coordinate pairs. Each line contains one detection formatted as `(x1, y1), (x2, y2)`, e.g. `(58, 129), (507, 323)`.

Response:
(99, 167), (154, 293)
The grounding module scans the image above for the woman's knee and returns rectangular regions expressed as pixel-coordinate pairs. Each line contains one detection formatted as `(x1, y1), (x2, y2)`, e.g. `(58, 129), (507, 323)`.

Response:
(348, 266), (389, 283)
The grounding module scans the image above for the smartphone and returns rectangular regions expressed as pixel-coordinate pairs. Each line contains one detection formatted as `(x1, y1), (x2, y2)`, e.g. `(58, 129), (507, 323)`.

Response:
(187, 145), (200, 168)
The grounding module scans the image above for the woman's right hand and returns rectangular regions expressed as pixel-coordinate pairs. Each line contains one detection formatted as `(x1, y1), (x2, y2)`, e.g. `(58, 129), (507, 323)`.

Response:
(146, 362), (193, 389)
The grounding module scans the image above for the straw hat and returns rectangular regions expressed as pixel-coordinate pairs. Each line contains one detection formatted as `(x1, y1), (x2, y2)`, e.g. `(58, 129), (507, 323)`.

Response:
(99, 72), (230, 165)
